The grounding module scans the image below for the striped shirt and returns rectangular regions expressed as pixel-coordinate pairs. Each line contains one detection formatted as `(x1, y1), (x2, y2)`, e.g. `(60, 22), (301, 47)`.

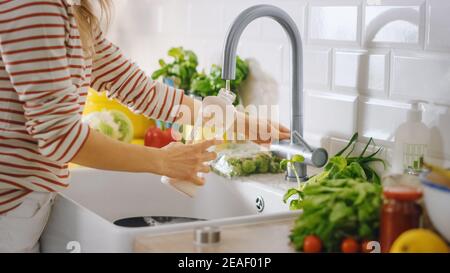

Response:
(0, 0), (184, 214)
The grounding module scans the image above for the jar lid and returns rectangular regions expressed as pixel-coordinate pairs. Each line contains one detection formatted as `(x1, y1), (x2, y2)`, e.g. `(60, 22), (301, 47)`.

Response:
(383, 186), (423, 201)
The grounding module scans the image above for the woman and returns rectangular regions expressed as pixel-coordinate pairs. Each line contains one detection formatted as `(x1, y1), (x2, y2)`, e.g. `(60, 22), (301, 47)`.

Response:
(0, 0), (289, 252)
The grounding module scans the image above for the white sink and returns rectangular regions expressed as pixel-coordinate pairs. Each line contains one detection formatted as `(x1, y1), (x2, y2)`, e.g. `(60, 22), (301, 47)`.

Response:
(40, 168), (297, 252)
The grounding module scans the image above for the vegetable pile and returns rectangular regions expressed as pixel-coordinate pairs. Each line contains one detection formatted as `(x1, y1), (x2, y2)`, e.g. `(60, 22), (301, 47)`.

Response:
(210, 143), (283, 178)
(212, 151), (283, 177)
(290, 179), (382, 252)
(282, 133), (386, 252)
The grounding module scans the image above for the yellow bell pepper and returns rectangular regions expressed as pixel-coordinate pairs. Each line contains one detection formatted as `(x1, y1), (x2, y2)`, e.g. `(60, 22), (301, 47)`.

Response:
(83, 89), (155, 139)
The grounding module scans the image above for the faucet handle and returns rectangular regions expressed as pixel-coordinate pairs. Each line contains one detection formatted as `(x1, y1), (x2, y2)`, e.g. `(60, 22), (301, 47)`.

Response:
(288, 131), (329, 168)
(292, 130), (313, 152)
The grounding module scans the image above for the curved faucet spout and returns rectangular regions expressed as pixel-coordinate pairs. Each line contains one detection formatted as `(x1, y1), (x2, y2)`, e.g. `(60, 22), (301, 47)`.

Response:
(221, 4), (304, 138)
(221, 5), (327, 181)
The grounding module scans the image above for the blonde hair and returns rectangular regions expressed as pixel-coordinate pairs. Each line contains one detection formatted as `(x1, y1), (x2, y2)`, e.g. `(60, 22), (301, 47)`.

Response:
(72, 0), (112, 55)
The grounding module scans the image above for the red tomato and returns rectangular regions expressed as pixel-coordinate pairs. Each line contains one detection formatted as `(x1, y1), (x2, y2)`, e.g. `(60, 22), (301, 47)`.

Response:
(341, 237), (359, 253)
(303, 235), (322, 253)
(144, 127), (175, 148)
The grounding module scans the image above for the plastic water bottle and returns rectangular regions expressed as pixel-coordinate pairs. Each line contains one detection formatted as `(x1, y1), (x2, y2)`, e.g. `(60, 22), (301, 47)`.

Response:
(161, 88), (237, 197)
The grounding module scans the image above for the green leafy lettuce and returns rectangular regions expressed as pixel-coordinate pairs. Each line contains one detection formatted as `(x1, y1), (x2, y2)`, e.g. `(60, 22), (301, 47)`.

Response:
(289, 179), (382, 252)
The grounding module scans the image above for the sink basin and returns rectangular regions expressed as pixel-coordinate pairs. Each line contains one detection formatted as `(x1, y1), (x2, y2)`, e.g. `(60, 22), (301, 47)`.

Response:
(40, 168), (296, 252)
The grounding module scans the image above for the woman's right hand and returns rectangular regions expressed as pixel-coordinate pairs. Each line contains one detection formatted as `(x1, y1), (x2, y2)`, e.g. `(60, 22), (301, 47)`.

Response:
(157, 139), (220, 185)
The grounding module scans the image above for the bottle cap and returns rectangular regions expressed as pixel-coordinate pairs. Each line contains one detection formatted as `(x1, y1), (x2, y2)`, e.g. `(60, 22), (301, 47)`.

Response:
(218, 88), (236, 105)
(407, 101), (425, 122)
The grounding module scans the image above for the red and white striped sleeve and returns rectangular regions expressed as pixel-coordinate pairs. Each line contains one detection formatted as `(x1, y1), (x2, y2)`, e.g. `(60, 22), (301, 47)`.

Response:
(91, 32), (184, 123)
(0, 0), (90, 164)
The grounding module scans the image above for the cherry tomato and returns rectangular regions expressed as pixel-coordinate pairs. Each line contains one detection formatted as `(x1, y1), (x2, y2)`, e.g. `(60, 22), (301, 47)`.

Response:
(341, 237), (360, 253)
(144, 127), (175, 148)
(361, 240), (372, 253)
(303, 235), (322, 253)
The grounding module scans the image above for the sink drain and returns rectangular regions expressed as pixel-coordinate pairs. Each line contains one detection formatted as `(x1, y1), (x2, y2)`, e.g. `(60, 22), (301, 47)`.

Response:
(255, 196), (265, 213)
(114, 216), (205, 228)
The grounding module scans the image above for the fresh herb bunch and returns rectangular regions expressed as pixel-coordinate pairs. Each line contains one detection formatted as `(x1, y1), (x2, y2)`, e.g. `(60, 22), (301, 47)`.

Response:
(283, 132), (386, 210)
(290, 179), (382, 252)
(321, 132), (386, 184)
(190, 56), (249, 102)
(151, 47), (199, 91)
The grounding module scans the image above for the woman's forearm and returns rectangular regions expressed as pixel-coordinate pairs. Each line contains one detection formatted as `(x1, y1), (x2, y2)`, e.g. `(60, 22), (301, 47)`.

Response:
(71, 128), (218, 185)
(71, 129), (165, 175)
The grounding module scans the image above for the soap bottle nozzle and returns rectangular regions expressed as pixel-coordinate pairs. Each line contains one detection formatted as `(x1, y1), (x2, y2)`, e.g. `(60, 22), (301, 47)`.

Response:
(407, 100), (427, 122)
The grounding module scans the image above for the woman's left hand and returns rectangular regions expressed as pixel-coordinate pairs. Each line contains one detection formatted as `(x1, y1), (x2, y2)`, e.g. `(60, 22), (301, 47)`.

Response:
(236, 112), (290, 144)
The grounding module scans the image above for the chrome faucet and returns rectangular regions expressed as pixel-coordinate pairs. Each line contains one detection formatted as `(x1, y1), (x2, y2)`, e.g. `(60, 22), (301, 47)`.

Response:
(221, 5), (328, 182)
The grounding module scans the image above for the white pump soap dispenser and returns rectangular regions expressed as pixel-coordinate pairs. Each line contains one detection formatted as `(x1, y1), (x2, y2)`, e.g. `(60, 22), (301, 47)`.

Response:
(392, 101), (430, 175)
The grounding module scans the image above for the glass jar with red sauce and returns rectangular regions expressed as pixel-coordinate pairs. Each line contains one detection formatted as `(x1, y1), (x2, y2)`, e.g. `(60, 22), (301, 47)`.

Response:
(380, 186), (423, 253)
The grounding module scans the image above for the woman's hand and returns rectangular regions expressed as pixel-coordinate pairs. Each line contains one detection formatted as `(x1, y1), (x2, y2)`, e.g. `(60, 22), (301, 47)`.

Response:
(234, 111), (290, 144)
(252, 117), (291, 144)
(157, 139), (220, 185)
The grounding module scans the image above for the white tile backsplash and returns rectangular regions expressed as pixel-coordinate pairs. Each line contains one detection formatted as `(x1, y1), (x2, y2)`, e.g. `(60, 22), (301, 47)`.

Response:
(334, 49), (388, 95)
(391, 51), (450, 104)
(304, 91), (357, 139)
(106, 0), (450, 164)
(237, 42), (284, 84)
(357, 97), (409, 140)
(364, 0), (425, 48)
(426, 0), (450, 51)
(304, 48), (332, 89)
(308, 4), (360, 44)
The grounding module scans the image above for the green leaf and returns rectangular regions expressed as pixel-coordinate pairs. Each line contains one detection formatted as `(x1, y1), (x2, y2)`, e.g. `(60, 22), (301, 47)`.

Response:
(325, 156), (347, 179)
(169, 64), (181, 75)
(191, 78), (212, 94)
(168, 47), (183, 60)
(359, 137), (374, 158)
(151, 68), (167, 80)
(291, 154), (305, 163)
(280, 159), (289, 170)
(358, 223), (372, 238)
(338, 162), (367, 180)
(345, 142), (357, 158)
(365, 146), (383, 159)
(158, 59), (166, 67)
(335, 132), (358, 156)
(185, 50), (198, 64)
(308, 194), (332, 207)
(327, 156), (347, 170)
(329, 202), (352, 223)
(289, 199), (301, 210)
(283, 188), (300, 203)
